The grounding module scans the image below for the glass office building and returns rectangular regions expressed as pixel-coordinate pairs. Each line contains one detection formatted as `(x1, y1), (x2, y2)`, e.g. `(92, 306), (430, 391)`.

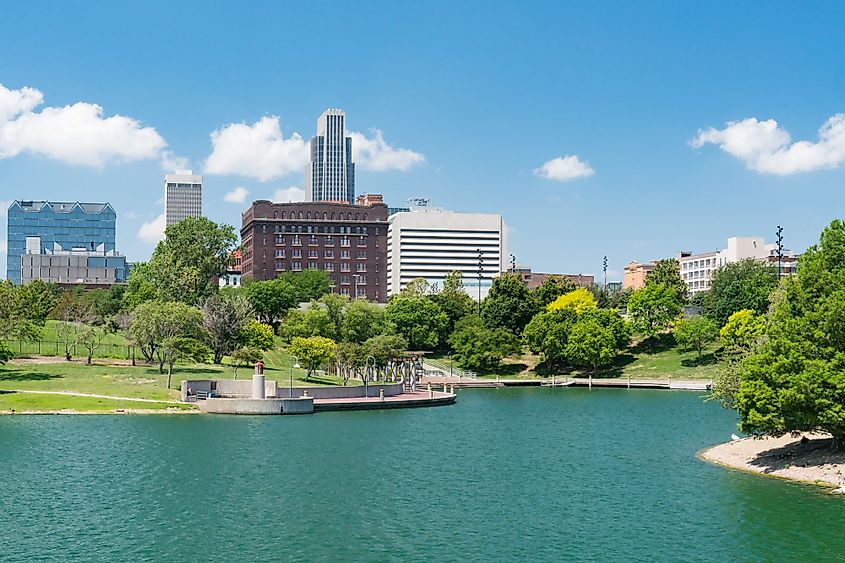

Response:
(6, 200), (120, 284)
(305, 109), (356, 203)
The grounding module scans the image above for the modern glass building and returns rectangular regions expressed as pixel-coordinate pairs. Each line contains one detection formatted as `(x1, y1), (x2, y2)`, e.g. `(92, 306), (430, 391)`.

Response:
(6, 200), (123, 284)
(305, 109), (355, 203)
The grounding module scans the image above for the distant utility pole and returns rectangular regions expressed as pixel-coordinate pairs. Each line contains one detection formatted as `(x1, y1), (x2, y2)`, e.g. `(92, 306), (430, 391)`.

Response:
(477, 248), (484, 315)
(776, 225), (784, 281)
(603, 255), (608, 288)
(509, 253), (516, 273)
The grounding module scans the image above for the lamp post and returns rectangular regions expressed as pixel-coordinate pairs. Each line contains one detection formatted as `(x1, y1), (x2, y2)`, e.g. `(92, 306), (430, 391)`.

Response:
(289, 355), (300, 398)
(509, 253), (516, 273)
(365, 355), (376, 395)
(603, 256), (608, 288)
(776, 225), (784, 281)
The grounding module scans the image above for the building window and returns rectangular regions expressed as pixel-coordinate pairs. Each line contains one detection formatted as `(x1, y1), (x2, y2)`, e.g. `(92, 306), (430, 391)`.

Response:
(308, 249), (318, 258)
(324, 250), (334, 258)
(275, 249), (285, 258)
(292, 249), (302, 258)
(356, 263), (367, 272)
(340, 263), (350, 272)
(324, 262), (334, 271)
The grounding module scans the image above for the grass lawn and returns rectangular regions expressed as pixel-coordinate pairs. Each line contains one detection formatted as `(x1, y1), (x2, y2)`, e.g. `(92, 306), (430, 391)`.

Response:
(0, 391), (197, 413)
(431, 335), (720, 381)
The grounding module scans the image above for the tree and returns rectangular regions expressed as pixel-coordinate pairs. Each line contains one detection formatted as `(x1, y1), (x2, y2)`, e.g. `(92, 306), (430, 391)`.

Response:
(228, 347), (264, 380)
(335, 341), (366, 386)
(429, 271), (475, 337)
(202, 293), (254, 363)
(363, 334), (408, 366)
(244, 278), (297, 324)
(135, 217), (237, 306)
(280, 307), (333, 340)
(532, 275), (577, 307)
(53, 291), (96, 361)
(122, 261), (157, 310)
(160, 336), (210, 388)
(0, 281), (48, 345)
(719, 309), (766, 354)
(646, 258), (688, 302)
(579, 308), (630, 350)
(400, 278), (434, 297)
(734, 220), (845, 448)
(481, 273), (538, 335)
(448, 316), (521, 372)
(278, 269), (333, 302)
(702, 258), (777, 327)
(523, 308), (578, 370)
(564, 318), (617, 371)
(674, 315), (718, 364)
(385, 295), (447, 350)
(342, 299), (391, 343)
(548, 287), (598, 314)
(17, 280), (59, 326)
(238, 320), (276, 351)
(130, 301), (205, 374)
(78, 324), (107, 365)
(288, 336), (336, 380)
(627, 283), (683, 337)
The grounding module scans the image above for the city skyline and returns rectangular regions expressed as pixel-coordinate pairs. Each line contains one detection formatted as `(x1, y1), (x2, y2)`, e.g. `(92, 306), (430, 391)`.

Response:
(1, 2), (844, 280)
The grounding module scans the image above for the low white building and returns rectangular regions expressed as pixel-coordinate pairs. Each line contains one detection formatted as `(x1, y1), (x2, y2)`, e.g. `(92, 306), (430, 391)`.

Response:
(387, 201), (506, 301)
(679, 236), (793, 294)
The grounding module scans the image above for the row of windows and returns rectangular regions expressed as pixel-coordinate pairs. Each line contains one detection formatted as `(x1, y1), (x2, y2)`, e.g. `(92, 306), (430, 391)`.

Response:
(270, 210), (369, 221)
(263, 225), (377, 235)
(274, 249), (368, 260)
(682, 258), (717, 269)
(261, 235), (373, 248)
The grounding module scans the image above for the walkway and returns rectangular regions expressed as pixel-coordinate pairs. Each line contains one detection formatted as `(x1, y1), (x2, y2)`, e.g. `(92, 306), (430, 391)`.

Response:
(313, 390), (456, 412)
(0, 389), (186, 404)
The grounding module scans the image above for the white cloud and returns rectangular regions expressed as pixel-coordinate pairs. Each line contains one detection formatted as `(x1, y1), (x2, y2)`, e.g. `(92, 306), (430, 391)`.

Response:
(160, 150), (189, 172)
(690, 114), (845, 175)
(204, 116), (309, 181)
(204, 117), (425, 180)
(273, 186), (305, 202)
(0, 84), (167, 167)
(534, 155), (595, 182)
(350, 129), (425, 171)
(137, 213), (166, 244)
(223, 186), (250, 203)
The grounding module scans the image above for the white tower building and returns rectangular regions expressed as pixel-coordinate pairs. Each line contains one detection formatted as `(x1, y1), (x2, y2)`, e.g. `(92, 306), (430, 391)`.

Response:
(164, 170), (203, 227)
(306, 109), (355, 203)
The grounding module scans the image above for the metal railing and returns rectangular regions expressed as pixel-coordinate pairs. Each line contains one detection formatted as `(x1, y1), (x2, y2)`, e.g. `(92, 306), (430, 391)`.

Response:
(2, 340), (137, 360)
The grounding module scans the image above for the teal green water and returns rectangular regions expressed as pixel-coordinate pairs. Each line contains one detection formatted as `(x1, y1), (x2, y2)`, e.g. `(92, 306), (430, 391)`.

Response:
(1, 388), (844, 561)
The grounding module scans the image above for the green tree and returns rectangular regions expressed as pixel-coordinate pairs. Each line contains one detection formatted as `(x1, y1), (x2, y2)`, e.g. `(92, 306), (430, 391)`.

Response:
(548, 287), (598, 314)
(342, 299), (390, 343)
(280, 307), (333, 340)
(564, 318), (617, 371)
(122, 261), (157, 310)
(523, 308), (578, 370)
(646, 258), (688, 302)
(674, 315), (718, 364)
(362, 333), (408, 366)
(579, 308), (630, 349)
(160, 336), (210, 388)
(720, 309), (766, 353)
(134, 217), (237, 306)
(228, 347), (264, 380)
(278, 269), (333, 302)
(734, 220), (845, 447)
(448, 316), (521, 372)
(429, 271), (475, 338)
(702, 258), (777, 327)
(202, 293), (254, 363)
(78, 324), (107, 365)
(53, 291), (96, 361)
(627, 283), (683, 337)
(481, 273), (538, 334)
(0, 281), (54, 362)
(532, 275), (577, 307)
(385, 295), (447, 350)
(129, 301), (205, 375)
(237, 320), (276, 351)
(244, 278), (298, 324)
(288, 336), (336, 380)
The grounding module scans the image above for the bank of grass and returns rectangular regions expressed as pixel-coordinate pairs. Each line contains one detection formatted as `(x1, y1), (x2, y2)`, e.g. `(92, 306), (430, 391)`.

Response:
(436, 335), (720, 381)
(0, 391), (196, 413)
(0, 351), (355, 405)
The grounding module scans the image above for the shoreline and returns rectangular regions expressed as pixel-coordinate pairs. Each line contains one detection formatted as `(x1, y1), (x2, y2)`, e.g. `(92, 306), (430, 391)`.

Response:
(699, 433), (845, 494)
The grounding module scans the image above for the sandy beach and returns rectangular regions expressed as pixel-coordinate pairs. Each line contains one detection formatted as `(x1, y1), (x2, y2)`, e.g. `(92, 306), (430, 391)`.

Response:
(700, 433), (845, 494)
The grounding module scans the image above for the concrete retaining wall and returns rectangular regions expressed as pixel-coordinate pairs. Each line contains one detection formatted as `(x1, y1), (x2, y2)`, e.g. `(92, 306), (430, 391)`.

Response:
(272, 382), (404, 400)
(201, 397), (313, 415)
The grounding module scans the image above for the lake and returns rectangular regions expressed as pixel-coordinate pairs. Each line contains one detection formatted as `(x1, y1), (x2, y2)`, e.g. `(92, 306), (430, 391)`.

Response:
(1, 388), (844, 561)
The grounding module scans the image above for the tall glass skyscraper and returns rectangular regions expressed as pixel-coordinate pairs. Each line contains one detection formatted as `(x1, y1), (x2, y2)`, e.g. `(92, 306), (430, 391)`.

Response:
(305, 109), (355, 203)
(6, 201), (120, 284)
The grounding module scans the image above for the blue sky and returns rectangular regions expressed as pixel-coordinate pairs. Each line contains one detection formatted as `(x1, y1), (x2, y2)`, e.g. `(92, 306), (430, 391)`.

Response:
(1, 1), (844, 280)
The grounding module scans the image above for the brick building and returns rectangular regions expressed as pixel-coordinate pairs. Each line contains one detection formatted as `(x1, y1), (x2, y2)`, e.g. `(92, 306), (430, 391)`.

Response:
(240, 195), (389, 301)
(510, 268), (594, 290)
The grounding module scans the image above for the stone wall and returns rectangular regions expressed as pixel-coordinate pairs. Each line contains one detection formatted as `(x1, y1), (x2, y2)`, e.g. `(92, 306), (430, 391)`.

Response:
(201, 397), (313, 415)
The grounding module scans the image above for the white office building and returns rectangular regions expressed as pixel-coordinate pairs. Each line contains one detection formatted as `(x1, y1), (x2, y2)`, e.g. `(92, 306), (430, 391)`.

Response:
(387, 200), (507, 301)
(164, 170), (203, 227)
(679, 236), (793, 294)
(306, 109), (355, 203)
